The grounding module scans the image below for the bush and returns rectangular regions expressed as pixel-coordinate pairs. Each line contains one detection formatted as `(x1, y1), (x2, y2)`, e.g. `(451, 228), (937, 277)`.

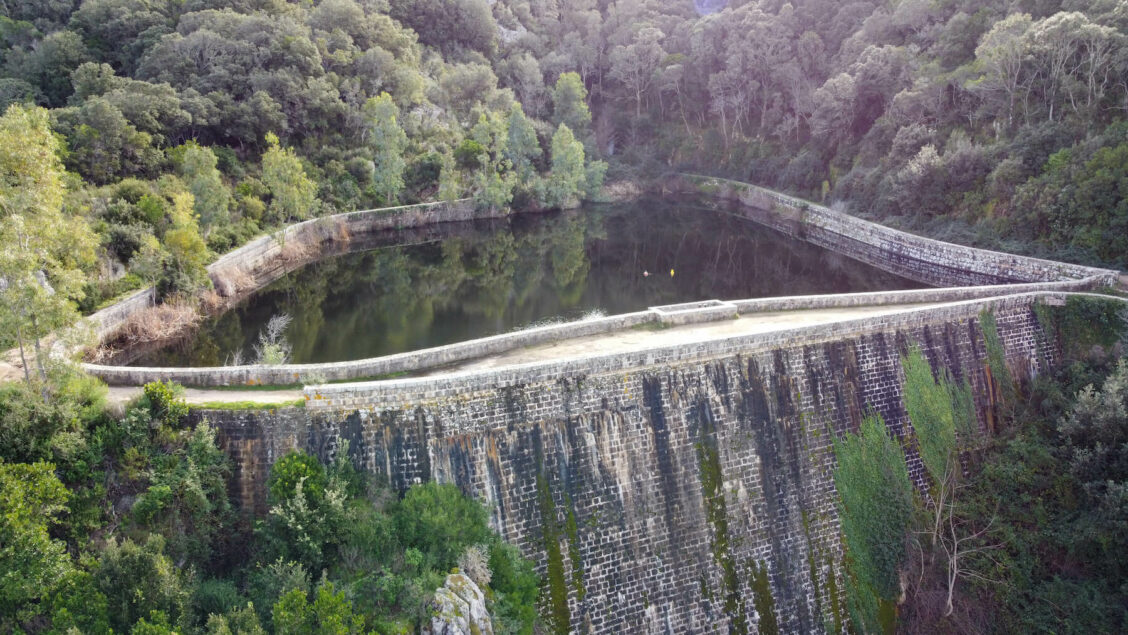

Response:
(268, 451), (328, 506)
(95, 535), (189, 632)
(394, 482), (491, 571)
(140, 381), (189, 428)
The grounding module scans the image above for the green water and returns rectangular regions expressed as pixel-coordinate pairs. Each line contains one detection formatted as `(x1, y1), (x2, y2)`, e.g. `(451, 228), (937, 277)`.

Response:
(130, 200), (923, 366)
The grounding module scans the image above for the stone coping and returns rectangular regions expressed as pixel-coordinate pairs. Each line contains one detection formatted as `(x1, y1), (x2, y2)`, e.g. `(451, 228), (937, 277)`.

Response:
(302, 291), (1125, 410)
(681, 173), (1121, 286)
(85, 279), (1105, 387)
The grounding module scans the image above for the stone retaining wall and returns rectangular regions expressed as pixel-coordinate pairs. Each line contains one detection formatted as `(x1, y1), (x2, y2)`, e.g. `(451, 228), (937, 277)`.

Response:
(84, 198), (479, 341)
(679, 174), (1120, 287)
(199, 291), (1061, 633)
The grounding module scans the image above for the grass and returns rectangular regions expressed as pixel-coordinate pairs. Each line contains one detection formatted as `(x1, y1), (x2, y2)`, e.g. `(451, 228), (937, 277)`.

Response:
(202, 370), (409, 391)
(191, 399), (306, 411)
(630, 320), (670, 332)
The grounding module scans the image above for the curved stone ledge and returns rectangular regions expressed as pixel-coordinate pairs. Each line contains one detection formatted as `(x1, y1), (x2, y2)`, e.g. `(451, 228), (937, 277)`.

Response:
(86, 278), (1106, 387)
(678, 173), (1120, 287)
(302, 291), (1085, 411)
(85, 198), (481, 341)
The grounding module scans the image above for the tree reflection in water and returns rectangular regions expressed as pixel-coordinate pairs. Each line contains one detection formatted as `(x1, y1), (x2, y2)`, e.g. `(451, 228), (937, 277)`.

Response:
(132, 200), (924, 366)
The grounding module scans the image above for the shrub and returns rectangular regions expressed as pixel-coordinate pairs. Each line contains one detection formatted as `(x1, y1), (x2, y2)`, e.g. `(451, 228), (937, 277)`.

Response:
(140, 381), (188, 428)
(393, 482), (491, 571)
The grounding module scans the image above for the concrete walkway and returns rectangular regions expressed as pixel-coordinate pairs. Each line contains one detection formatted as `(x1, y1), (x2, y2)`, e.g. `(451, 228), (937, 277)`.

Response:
(423, 302), (944, 376)
(7, 302), (945, 408)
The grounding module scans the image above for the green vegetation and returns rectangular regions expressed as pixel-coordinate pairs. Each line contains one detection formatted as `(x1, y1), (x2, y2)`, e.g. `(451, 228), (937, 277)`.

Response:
(831, 413), (913, 634)
(830, 299), (1128, 632)
(4, 1), (1128, 632)
(0, 375), (539, 633)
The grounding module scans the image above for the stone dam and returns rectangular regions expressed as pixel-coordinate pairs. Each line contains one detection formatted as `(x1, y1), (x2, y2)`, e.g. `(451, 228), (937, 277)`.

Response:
(197, 292), (1080, 633)
(108, 176), (1120, 633)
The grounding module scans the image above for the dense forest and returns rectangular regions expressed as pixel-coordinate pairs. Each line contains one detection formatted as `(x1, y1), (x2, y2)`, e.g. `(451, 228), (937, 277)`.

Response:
(2, 0), (1128, 633)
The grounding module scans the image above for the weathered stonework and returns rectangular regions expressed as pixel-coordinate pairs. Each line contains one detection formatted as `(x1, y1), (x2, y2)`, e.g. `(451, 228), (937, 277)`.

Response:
(677, 174), (1118, 287)
(199, 293), (1058, 633)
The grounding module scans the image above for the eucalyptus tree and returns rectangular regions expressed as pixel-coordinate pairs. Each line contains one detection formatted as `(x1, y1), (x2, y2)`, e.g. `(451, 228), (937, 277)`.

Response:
(363, 92), (408, 205)
(178, 142), (231, 231)
(0, 104), (95, 386)
(261, 132), (319, 223)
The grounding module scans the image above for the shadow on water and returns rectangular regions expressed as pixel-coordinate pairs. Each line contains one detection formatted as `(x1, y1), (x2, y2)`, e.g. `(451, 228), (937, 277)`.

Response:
(128, 199), (924, 366)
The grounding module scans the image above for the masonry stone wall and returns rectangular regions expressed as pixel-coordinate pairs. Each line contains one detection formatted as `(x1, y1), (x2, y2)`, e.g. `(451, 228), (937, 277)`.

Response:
(677, 174), (1119, 288)
(84, 198), (480, 342)
(201, 293), (1057, 633)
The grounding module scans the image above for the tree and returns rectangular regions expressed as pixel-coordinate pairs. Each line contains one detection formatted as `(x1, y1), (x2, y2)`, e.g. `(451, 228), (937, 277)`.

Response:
(261, 132), (319, 223)
(3, 30), (90, 107)
(95, 535), (189, 633)
(609, 27), (665, 120)
(0, 104), (96, 387)
(53, 96), (162, 184)
(160, 191), (211, 297)
(809, 73), (856, 151)
(393, 482), (491, 571)
(388, 0), (496, 58)
(833, 414), (914, 633)
(179, 142), (231, 231)
(272, 581), (365, 635)
(504, 102), (541, 183)
(437, 150), (461, 202)
(0, 461), (72, 628)
(363, 93), (407, 205)
(971, 13), (1033, 130)
(544, 123), (587, 209)
(551, 72), (592, 140)
(469, 111), (515, 212)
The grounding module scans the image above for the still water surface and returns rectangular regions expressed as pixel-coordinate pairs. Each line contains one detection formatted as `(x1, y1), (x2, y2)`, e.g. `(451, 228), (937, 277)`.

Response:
(132, 200), (923, 366)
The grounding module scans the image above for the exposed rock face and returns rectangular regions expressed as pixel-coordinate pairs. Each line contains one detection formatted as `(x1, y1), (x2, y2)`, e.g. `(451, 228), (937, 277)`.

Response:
(424, 573), (494, 635)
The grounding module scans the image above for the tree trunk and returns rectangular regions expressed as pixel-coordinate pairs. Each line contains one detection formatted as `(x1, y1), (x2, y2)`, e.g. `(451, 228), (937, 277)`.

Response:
(15, 323), (31, 386)
(30, 314), (48, 389)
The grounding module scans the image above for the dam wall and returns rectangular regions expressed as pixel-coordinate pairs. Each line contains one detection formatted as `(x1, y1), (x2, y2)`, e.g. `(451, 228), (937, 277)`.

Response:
(677, 174), (1119, 288)
(193, 293), (1057, 633)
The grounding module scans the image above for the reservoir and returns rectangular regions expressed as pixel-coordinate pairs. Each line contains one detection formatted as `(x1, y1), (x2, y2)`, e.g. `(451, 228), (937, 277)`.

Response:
(129, 199), (924, 366)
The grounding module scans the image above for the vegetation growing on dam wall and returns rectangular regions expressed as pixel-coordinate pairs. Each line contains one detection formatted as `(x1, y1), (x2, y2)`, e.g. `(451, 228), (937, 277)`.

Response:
(194, 297), (1066, 632)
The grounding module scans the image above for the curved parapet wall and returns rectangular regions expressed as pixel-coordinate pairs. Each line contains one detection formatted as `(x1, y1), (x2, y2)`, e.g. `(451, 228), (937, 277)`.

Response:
(196, 291), (1074, 632)
(84, 198), (481, 341)
(86, 281), (1092, 386)
(677, 173), (1120, 287)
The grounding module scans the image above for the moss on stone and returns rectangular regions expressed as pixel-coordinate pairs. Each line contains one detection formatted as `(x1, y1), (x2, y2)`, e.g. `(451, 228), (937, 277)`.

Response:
(563, 492), (586, 603)
(695, 434), (748, 634)
(750, 559), (779, 635)
(536, 471), (570, 634)
(826, 557), (843, 635)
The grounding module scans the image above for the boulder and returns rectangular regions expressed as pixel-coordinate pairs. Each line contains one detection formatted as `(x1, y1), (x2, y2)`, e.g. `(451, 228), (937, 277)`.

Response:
(422, 573), (494, 635)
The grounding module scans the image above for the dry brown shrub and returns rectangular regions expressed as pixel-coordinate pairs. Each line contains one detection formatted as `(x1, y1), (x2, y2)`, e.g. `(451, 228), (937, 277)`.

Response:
(118, 301), (202, 344)
(214, 266), (255, 297)
(278, 235), (314, 263)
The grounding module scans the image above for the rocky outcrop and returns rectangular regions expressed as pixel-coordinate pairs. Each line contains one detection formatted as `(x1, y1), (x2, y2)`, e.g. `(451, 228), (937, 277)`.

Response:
(423, 573), (493, 635)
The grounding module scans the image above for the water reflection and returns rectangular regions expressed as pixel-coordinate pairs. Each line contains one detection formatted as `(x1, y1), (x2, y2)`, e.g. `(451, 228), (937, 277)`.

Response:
(132, 200), (923, 366)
